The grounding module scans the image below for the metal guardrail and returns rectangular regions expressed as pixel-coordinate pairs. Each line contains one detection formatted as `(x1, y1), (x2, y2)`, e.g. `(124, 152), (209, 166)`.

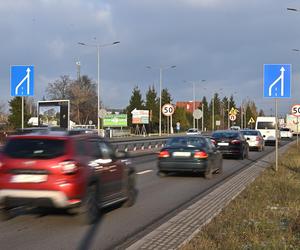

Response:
(110, 138), (168, 152)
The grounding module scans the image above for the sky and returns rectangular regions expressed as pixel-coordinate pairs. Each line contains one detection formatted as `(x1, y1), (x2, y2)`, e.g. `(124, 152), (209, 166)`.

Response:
(1, 0), (300, 116)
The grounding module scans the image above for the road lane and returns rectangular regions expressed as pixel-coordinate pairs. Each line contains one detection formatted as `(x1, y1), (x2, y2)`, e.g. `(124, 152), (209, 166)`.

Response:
(0, 142), (288, 250)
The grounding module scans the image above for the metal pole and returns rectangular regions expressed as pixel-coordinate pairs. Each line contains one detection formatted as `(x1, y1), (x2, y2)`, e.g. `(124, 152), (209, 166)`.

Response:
(97, 45), (100, 136)
(212, 96), (215, 131)
(21, 97), (24, 129)
(202, 103), (204, 132)
(228, 99), (230, 129)
(241, 101), (243, 129)
(170, 114), (173, 134)
(159, 68), (162, 136)
(275, 98), (278, 171)
(193, 82), (195, 128)
(297, 116), (299, 150)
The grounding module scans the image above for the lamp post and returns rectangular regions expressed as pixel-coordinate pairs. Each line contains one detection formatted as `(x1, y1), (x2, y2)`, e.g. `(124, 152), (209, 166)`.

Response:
(78, 41), (120, 135)
(212, 88), (223, 131)
(147, 65), (176, 136)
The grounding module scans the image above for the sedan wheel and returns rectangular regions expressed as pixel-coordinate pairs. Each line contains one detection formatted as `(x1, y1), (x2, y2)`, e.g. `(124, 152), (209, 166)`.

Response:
(76, 184), (100, 225)
(204, 166), (213, 179)
(123, 174), (138, 207)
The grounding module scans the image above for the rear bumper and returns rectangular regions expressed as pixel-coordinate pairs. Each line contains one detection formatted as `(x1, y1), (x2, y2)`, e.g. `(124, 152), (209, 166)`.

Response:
(0, 189), (80, 208)
(218, 149), (242, 156)
(158, 160), (208, 172)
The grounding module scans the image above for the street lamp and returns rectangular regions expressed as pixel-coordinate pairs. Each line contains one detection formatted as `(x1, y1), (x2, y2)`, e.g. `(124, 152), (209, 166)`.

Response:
(287, 7), (299, 12)
(78, 41), (120, 135)
(147, 65), (176, 136)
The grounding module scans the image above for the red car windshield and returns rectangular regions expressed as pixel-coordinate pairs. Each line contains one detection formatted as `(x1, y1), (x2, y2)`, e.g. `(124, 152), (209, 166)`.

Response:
(3, 138), (67, 159)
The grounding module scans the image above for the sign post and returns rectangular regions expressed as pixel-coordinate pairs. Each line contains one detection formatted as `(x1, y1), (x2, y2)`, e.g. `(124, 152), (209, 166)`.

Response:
(11, 65), (34, 129)
(162, 104), (175, 135)
(264, 64), (291, 171)
(291, 104), (300, 150)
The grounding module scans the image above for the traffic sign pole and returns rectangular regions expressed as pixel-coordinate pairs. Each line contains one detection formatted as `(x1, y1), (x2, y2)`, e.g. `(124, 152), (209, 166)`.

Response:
(21, 97), (24, 129)
(297, 116), (299, 150)
(275, 98), (278, 172)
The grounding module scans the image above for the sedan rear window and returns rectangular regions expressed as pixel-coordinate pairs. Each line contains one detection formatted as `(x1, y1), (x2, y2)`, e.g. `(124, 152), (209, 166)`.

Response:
(212, 132), (239, 139)
(166, 137), (206, 147)
(241, 130), (259, 136)
(4, 138), (67, 159)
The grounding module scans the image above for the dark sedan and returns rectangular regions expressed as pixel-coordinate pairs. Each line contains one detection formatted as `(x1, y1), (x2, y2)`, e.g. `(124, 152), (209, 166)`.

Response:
(211, 130), (249, 159)
(157, 136), (223, 179)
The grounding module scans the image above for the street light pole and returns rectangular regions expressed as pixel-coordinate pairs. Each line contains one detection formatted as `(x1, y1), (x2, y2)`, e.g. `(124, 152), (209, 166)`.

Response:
(159, 68), (162, 136)
(78, 41), (120, 136)
(148, 65), (176, 136)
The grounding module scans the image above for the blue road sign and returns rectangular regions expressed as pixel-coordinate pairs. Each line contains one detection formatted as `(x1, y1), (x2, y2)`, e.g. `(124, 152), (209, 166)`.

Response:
(11, 65), (34, 97)
(263, 64), (291, 98)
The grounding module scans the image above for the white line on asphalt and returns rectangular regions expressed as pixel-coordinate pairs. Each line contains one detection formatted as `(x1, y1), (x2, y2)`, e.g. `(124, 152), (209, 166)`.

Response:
(137, 170), (153, 175)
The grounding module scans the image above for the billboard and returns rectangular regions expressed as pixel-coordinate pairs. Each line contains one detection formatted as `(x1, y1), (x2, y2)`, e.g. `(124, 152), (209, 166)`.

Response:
(38, 100), (70, 129)
(103, 114), (127, 127)
(131, 109), (149, 124)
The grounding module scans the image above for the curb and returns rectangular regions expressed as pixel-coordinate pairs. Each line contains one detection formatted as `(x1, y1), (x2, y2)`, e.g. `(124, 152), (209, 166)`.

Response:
(126, 142), (294, 250)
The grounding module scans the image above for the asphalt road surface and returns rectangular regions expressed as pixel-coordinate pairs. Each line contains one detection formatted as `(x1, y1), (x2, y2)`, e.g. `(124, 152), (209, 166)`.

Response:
(0, 140), (291, 250)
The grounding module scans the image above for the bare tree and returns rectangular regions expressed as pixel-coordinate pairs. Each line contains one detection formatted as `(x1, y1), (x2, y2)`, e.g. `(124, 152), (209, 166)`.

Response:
(69, 75), (97, 124)
(46, 75), (71, 100)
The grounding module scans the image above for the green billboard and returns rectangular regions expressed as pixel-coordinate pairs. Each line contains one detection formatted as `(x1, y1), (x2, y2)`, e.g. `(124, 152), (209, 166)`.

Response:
(103, 114), (127, 127)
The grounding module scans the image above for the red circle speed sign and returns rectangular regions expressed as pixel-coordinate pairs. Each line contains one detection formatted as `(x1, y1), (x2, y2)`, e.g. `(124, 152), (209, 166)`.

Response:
(291, 104), (300, 117)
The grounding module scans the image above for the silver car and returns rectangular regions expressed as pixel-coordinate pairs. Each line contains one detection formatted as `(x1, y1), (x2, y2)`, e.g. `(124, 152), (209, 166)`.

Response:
(240, 129), (265, 151)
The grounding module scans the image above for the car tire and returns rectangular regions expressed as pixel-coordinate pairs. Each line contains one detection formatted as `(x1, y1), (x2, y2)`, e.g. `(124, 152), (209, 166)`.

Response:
(0, 208), (14, 221)
(123, 174), (138, 208)
(204, 166), (213, 179)
(76, 184), (100, 225)
(157, 171), (168, 177)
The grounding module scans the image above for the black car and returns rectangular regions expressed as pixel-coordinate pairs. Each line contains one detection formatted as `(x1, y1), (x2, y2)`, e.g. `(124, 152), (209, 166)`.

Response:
(157, 136), (223, 179)
(211, 130), (249, 159)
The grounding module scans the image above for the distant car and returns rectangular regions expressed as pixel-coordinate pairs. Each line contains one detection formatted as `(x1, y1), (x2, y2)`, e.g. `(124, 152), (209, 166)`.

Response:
(186, 128), (201, 135)
(0, 131), (137, 224)
(157, 136), (223, 179)
(211, 130), (249, 159)
(230, 126), (241, 131)
(280, 127), (293, 139)
(240, 129), (265, 151)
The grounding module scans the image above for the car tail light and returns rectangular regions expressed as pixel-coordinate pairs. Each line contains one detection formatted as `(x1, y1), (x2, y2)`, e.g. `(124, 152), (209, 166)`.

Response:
(194, 151), (208, 159)
(159, 150), (170, 158)
(256, 136), (261, 141)
(231, 140), (241, 144)
(59, 160), (78, 174)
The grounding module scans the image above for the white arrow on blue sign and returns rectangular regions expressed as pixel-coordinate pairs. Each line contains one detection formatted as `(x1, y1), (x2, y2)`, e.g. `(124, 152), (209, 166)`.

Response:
(11, 65), (34, 97)
(263, 64), (291, 98)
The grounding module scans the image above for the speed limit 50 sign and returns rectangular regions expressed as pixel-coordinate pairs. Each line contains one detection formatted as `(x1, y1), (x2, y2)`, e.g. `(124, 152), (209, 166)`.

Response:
(162, 104), (175, 116)
(291, 104), (300, 117)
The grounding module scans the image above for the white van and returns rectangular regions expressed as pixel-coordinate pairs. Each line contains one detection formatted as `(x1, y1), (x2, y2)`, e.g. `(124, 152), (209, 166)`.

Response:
(255, 117), (279, 145)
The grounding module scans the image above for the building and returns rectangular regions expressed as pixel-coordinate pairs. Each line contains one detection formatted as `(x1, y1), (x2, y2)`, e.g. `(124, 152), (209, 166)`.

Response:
(176, 101), (202, 113)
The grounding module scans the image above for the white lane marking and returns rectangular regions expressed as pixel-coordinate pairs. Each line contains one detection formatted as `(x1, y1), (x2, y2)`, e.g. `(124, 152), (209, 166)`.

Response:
(137, 170), (153, 175)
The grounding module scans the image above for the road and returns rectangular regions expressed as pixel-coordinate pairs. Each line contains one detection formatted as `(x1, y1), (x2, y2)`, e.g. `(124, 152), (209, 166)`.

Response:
(0, 141), (290, 250)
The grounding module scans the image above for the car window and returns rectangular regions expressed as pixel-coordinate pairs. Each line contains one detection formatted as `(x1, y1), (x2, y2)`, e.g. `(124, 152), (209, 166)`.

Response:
(98, 141), (114, 159)
(166, 137), (206, 147)
(241, 130), (259, 136)
(212, 132), (239, 139)
(205, 138), (215, 151)
(257, 122), (275, 129)
(75, 140), (86, 156)
(4, 138), (66, 159)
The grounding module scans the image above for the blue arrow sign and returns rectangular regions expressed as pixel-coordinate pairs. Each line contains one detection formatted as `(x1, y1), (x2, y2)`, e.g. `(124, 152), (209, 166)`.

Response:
(263, 64), (291, 98)
(11, 65), (34, 97)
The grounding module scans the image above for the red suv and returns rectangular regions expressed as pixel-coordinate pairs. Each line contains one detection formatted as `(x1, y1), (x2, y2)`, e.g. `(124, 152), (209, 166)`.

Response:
(0, 131), (137, 224)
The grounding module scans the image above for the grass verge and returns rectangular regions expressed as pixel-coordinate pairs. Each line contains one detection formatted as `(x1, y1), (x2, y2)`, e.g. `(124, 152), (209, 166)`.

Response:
(182, 144), (300, 250)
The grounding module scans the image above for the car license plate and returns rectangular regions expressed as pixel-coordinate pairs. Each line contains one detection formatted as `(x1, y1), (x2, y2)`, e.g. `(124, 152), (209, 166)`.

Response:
(172, 152), (191, 157)
(218, 142), (229, 146)
(11, 174), (48, 183)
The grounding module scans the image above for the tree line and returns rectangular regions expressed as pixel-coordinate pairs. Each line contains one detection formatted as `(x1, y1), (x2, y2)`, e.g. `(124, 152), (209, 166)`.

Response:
(4, 74), (264, 131)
